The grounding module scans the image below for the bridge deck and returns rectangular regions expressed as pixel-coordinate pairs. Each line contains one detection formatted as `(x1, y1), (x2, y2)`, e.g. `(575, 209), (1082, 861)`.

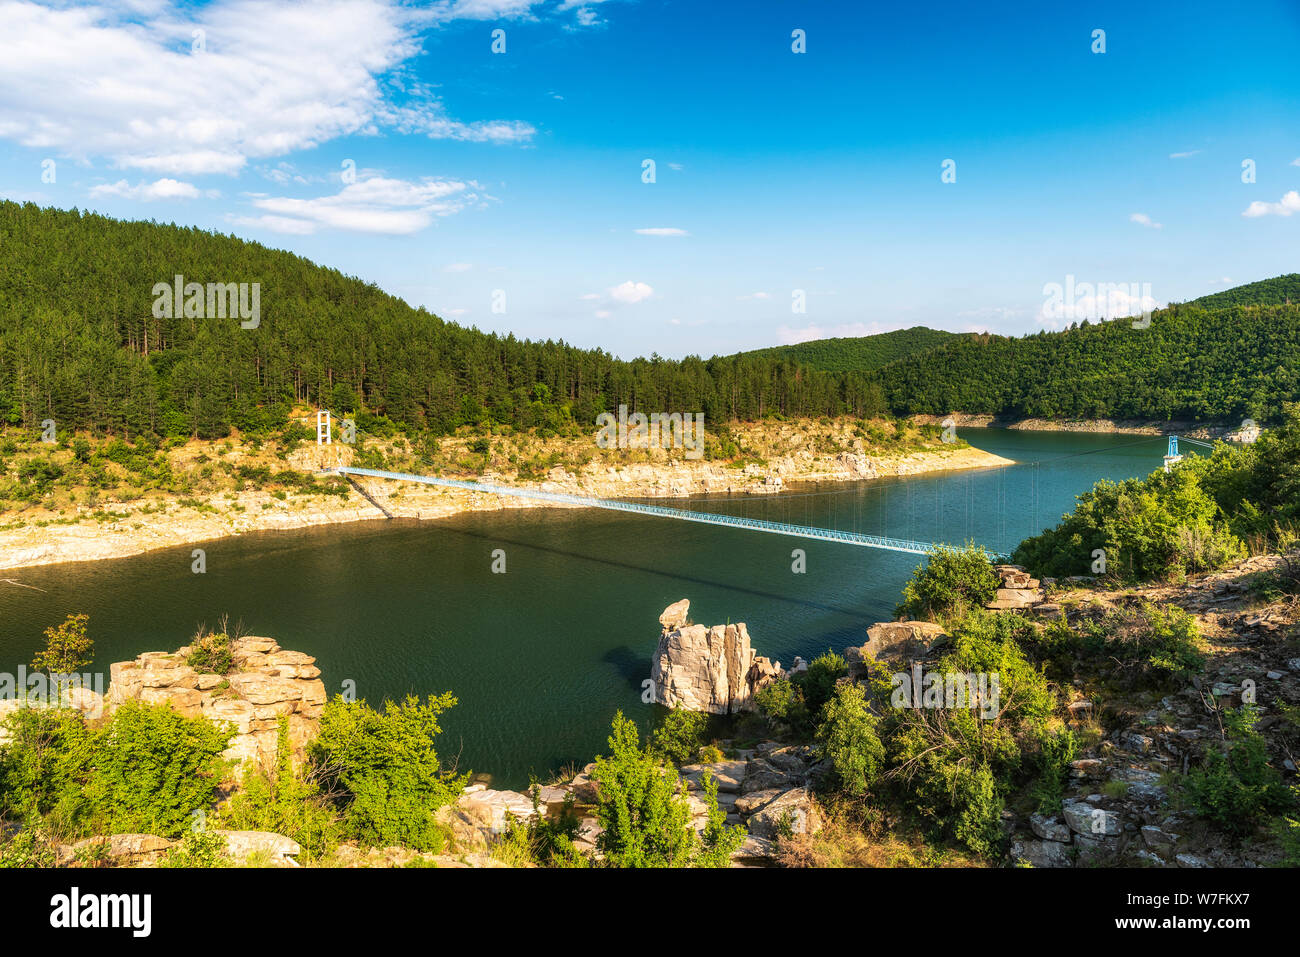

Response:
(336, 466), (944, 555)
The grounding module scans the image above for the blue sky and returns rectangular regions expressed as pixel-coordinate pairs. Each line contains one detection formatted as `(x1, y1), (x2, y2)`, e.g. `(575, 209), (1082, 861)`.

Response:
(1, 0), (1298, 358)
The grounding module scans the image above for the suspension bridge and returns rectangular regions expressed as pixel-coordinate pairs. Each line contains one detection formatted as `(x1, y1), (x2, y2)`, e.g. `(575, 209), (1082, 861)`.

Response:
(333, 434), (1216, 557)
(335, 465), (939, 554)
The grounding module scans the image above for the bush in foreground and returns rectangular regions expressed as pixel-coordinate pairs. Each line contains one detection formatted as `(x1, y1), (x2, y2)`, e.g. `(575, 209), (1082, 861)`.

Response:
(310, 693), (468, 853)
(591, 711), (744, 868)
(896, 543), (1000, 621)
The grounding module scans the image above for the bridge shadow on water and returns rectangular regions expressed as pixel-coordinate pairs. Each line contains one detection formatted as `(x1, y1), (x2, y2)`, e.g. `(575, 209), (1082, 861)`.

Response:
(436, 522), (881, 621)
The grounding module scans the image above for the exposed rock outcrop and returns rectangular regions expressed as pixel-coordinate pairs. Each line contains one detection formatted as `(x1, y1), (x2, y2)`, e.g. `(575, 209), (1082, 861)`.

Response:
(650, 600), (782, 714)
(851, 620), (949, 666)
(986, 564), (1048, 611)
(106, 636), (326, 773)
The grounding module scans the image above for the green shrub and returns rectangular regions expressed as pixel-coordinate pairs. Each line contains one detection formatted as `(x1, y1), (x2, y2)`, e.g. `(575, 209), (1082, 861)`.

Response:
(815, 683), (884, 796)
(0, 707), (97, 829)
(877, 611), (1058, 857)
(496, 787), (588, 868)
(220, 720), (338, 858)
(1030, 603), (1203, 691)
(1026, 726), (1078, 814)
(0, 823), (58, 868)
(160, 826), (228, 868)
(799, 650), (848, 718)
(1184, 706), (1294, 835)
(186, 630), (233, 675)
(897, 543), (1000, 620)
(83, 701), (233, 838)
(650, 705), (707, 765)
(755, 677), (809, 732)
(591, 712), (744, 868)
(31, 613), (94, 681)
(1012, 458), (1246, 583)
(310, 693), (467, 852)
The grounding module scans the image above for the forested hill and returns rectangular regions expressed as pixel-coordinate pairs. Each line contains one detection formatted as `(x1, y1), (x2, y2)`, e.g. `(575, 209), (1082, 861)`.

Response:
(875, 291), (1300, 423)
(1187, 274), (1300, 310)
(734, 327), (963, 373)
(0, 202), (886, 439)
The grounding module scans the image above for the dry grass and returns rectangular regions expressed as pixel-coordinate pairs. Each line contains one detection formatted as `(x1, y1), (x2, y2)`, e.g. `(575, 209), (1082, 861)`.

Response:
(776, 796), (985, 868)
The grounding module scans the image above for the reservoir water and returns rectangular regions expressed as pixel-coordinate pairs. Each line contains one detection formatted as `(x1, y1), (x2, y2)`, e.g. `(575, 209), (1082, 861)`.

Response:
(0, 429), (1180, 787)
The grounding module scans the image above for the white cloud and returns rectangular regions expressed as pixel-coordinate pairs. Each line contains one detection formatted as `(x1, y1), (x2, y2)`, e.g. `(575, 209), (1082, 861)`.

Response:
(257, 162), (321, 186)
(443, 262), (473, 272)
(577, 293), (600, 300)
(1290, 157), (1300, 167)
(737, 292), (770, 300)
(0, 0), (536, 177)
(634, 227), (688, 236)
(594, 309), (611, 319)
(232, 173), (484, 234)
(89, 177), (204, 200)
(1035, 286), (1163, 330)
(376, 103), (535, 144)
(1243, 191), (1300, 218)
(1129, 212), (1163, 229)
(776, 321), (902, 345)
(1169, 150), (1202, 159)
(608, 280), (653, 304)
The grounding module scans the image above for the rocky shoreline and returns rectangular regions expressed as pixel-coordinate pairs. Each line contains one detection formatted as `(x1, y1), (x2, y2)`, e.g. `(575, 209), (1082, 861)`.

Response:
(0, 442), (1009, 572)
(910, 413), (1257, 440)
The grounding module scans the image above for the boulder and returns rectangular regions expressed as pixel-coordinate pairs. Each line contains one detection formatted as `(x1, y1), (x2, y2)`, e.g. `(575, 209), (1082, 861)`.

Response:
(734, 788), (783, 816)
(747, 787), (820, 840)
(1073, 833), (1119, 865)
(67, 833), (174, 866)
(569, 763), (600, 804)
(748, 656), (782, 693)
(731, 834), (779, 864)
(214, 830), (302, 866)
(1029, 812), (1072, 843)
(658, 599), (691, 632)
(986, 588), (1042, 611)
(1140, 825), (1177, 849)
(741, 758), (800, 794)
(858, 621), (948, 664)
(1063, 801), (1121, 837)
(1010, 838), (1072, 868)
(681, 760), (746, 794)
(459, 788), (542, 835)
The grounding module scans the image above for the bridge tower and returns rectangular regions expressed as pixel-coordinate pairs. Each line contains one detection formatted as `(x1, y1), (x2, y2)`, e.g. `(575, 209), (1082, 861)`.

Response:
(316, 410), (332, 445)
(1163, 435), (1183, 472)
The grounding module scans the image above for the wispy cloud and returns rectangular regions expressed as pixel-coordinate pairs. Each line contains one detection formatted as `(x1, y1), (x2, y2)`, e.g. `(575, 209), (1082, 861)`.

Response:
(1130, 212), (1163, 229)
(232, 173), (486, 234)
(1169, 150), (1202, 159)
(88, 178), (210, 201)
(634, 227), (688, 237)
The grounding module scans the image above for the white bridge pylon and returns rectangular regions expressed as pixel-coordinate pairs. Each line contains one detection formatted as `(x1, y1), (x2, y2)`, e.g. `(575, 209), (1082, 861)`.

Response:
(335, 466), (947, 555)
